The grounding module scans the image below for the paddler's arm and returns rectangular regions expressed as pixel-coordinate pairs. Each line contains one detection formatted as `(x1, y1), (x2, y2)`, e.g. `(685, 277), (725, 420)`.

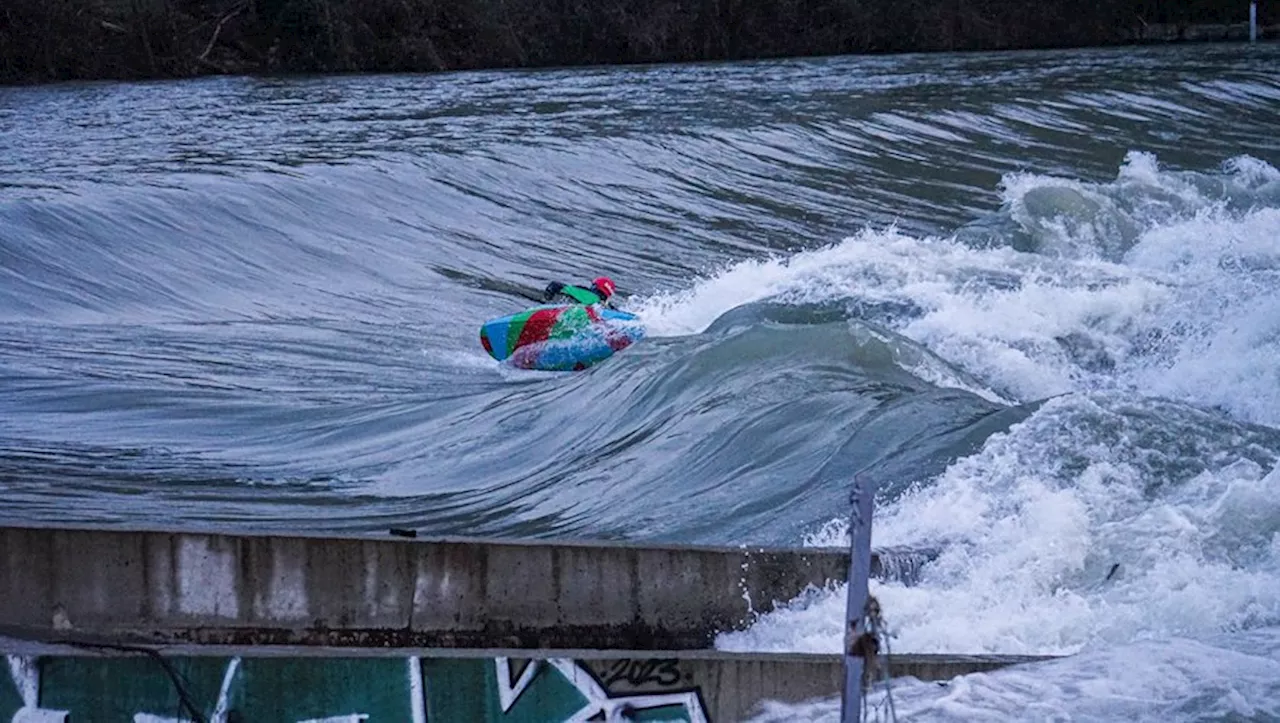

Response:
(542, 281), (565, 302)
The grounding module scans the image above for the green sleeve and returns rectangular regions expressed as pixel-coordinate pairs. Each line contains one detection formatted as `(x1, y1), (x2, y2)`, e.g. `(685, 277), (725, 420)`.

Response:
(561, 285), (603, 305)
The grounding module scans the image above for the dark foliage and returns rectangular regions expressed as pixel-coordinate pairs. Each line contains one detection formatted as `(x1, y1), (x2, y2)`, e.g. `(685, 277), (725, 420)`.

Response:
(0, 0), (1273, 84)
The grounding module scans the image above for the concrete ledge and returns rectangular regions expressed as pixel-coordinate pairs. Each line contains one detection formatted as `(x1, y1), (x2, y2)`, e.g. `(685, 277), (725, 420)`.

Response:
(0, 524), (891, 650)
(1, 635), (1057, 672)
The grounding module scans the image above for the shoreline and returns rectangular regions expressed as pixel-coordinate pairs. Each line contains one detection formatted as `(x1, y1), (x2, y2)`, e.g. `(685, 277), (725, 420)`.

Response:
(2, 0), (1274, 87)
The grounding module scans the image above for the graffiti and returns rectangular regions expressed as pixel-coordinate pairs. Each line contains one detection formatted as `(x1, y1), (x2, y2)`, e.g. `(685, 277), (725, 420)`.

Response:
(494, 658), (708, 723)
(598, 659), (684, 688)
(129, 658), (424, 723)
(5, 655), (67, 723)
(7, 655), (425, 723)
(4, 653), (709, 722)
(135, 657), (240, 723)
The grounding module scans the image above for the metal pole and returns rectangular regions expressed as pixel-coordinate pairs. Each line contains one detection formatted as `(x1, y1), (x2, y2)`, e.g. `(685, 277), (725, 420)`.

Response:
(1250, 1), (1258, 43)
(840, 477), (876, 723)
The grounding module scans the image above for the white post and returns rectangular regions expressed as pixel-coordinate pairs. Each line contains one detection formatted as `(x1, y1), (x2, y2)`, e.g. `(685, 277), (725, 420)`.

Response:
(1251, 1), (1258, 43)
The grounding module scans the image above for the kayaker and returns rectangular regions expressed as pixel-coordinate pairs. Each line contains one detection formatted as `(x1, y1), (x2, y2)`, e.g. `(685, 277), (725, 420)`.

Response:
(542, 276), (618, 308)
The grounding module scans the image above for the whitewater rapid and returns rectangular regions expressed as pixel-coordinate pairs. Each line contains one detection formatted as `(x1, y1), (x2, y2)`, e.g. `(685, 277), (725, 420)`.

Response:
(674, 153), (1280, 720)
(3, 41), (1279, 722)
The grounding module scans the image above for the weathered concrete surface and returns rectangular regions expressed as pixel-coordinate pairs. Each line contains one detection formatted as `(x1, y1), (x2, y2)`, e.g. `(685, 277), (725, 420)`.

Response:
(0, 524), (887, 650)
(1, 637), (1059, 723)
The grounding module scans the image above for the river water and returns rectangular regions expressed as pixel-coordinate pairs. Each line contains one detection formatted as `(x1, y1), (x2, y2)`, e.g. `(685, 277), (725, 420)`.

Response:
(3, 42), (1280, 721)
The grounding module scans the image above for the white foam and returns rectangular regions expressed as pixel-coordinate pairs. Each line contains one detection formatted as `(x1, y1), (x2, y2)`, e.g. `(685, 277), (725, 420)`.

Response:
(718, 394), (1280, 657)
(1124, 207), (1280, 427)
(641, 172), (1280, 676)
(634, 220), (1176, 403)
(680, 154), (1280, 666)
(633, 154), (1280, 414)
(743, 630), (1280, 723)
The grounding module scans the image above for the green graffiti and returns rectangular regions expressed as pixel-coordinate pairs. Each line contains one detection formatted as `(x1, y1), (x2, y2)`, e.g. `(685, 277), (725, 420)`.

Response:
(13, 654), (707, 723)
(423, 658), (587, 721)
(40, 656), (230, 722)
(37, 657), (419, 723)
(232, 658), (415, 721)
(423, 658), (707, 722)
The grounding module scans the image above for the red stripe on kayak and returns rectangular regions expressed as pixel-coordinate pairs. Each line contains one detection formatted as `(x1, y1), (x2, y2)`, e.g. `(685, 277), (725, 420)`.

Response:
(515, 308), (562, 349)
(606, 330), (634, 352)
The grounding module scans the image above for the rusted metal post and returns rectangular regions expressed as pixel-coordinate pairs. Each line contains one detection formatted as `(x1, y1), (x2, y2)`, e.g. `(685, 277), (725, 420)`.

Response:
(840, 478), (876, 723)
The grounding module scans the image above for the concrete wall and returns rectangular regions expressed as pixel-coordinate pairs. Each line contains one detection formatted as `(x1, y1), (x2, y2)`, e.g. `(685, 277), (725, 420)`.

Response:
(1, 643), (1057, 723)
(0, 525), (872, 650)
(0, 525), (1063, 720)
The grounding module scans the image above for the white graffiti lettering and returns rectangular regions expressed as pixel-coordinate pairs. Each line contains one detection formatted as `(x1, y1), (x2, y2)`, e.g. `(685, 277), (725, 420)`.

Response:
(494, 658), (709, 723)
(6, 655), (67, 723)
(495, 658), (541, 712)
(407, 656), (426, 723)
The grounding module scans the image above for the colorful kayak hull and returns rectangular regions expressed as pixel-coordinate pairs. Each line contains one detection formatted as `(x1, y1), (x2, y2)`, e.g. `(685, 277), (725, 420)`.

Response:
(480, 304), (645, 371)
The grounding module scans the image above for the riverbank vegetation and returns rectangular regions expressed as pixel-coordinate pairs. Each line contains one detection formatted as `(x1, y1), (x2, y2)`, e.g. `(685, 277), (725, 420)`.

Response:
(1, 0), (1272, 84)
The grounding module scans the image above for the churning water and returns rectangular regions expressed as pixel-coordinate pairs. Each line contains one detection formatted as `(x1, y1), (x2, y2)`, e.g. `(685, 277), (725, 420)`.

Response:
(2, 42), (1279, 721)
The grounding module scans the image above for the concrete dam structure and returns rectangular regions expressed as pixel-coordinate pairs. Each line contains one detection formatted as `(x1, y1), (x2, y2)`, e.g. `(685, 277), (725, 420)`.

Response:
(0, 525), (1057, 721)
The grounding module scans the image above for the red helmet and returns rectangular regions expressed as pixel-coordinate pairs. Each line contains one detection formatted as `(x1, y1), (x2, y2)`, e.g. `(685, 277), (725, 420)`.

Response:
(592, 276), (616, 300)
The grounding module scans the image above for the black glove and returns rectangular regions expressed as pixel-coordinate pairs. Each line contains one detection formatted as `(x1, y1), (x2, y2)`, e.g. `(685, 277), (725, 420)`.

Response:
(542, 281), (564, 301)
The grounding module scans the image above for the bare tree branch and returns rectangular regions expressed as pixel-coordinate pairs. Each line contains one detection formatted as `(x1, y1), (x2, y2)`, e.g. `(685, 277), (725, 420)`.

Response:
(200, 1), (248, 61)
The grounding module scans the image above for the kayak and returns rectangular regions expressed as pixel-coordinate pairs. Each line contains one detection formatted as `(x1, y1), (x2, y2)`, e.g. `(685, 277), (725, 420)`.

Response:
(479, 304), (645, 371)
